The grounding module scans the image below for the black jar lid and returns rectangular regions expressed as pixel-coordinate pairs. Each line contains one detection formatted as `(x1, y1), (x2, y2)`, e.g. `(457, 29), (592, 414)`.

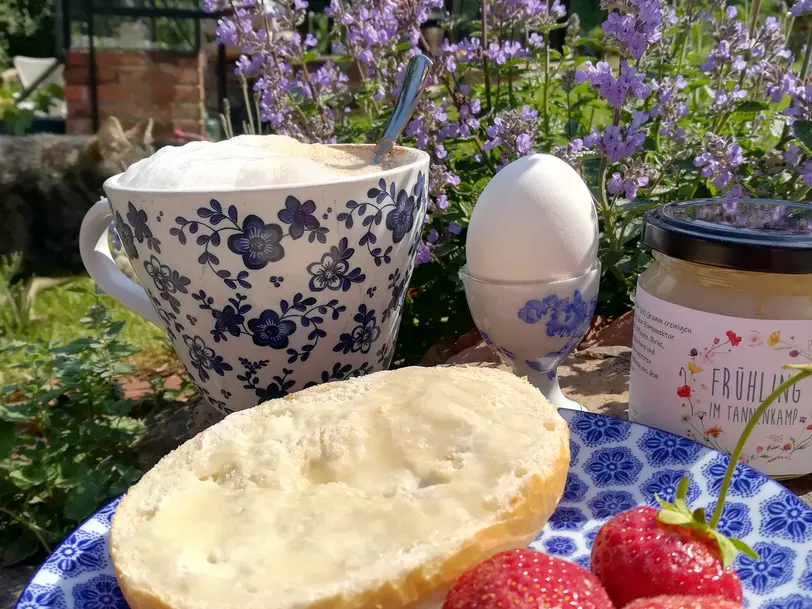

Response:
(643, 199), (812, 274)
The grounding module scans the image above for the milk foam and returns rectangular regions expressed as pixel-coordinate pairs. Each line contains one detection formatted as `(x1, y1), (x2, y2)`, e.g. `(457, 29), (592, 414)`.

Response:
(113, 135), (386, 190)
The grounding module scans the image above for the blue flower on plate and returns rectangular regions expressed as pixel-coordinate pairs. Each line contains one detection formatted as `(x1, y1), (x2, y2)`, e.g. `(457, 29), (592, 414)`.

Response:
(549, 506), (588, 532)
(760, 493), (812, 543)
(573, 555), (591, 569)
(542, 536), (578, 557)
(761, 595), (812, 609)
(705, 501), (753, 539)
(42, 530), (107, 577)
(16, 584), (66, 609)
(584, 447), (643, 487)
(569, 440), (580, 466)
(72, 575), (128, 609)
(584, 527), (600, 548)
(641, 470), (700, 506)
(94, 499), (119, 525)
(227, 214), (285, 270)
(702, 454), (766, 498)
(800, 552), (812, 590)
(588, 490), (637, 520)
(638, 429), (701, 466)
(570, 412), (629, 447)
(735, 541), (796, 594)
(562, 473), (589, 503)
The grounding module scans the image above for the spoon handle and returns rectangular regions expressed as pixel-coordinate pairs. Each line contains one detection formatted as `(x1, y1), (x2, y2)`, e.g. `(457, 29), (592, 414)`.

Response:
(373, 54), (434, 164)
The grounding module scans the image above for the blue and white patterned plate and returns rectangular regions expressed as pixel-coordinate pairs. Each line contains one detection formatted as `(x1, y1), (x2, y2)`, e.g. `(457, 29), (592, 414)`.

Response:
(15, 410), (812, 609)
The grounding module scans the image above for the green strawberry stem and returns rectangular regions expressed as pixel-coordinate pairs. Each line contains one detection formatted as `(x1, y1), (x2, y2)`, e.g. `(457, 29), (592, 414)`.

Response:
(708, 364), (812, 529)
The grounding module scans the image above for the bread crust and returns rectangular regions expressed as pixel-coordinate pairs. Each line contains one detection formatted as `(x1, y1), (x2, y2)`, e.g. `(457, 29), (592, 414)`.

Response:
(110, 366), (569, 609)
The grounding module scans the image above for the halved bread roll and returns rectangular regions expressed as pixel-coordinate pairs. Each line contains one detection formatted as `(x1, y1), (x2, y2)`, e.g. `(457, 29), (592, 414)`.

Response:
(111, 366), (569, 609)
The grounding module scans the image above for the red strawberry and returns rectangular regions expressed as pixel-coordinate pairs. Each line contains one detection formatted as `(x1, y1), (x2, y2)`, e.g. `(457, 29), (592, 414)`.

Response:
(623, 595), (744, 609)
(590, 503), (744, 607)
(443, 548), (614, 609)
(591, 365), (812, 607)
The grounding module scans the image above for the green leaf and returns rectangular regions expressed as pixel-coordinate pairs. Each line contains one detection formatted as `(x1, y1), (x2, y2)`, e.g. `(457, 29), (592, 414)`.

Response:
(657, 509), (694, 526)
(0, 404), (29, 423)
(63, 481), (101, 522)
(0, 421), (14, 459)
(730, 537), (759, 560)
(9, 467), (47, 491)
(2, 532), (41, 566)
(676, 475), (690, 500)
(106, 320), (126, 337)
(793, 121), (812, 152)
(692, 507), (707, 523)
(710, 531), (739, 569)
(735, 100), (769, 113)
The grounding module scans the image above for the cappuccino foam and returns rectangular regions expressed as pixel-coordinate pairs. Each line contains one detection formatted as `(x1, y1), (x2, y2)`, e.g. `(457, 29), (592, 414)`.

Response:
(113, 135), (391, 190)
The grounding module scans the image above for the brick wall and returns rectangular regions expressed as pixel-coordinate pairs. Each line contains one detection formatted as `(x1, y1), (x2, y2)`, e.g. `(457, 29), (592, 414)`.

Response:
(64, 50), (206, 138)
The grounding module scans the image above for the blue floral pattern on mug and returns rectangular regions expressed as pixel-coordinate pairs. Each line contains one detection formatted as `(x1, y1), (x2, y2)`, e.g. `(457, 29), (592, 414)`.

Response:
(337, 173), (425, 265)
(116, 166), (428, 413)
(19, 410), (812, 609)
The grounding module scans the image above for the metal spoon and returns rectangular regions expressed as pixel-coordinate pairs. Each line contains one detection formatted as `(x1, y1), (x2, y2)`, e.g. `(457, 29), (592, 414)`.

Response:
(372, 54), (434, 165)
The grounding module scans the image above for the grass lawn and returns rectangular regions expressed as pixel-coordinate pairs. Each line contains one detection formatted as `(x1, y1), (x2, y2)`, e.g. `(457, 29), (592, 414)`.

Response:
(0, 275), (175, 386)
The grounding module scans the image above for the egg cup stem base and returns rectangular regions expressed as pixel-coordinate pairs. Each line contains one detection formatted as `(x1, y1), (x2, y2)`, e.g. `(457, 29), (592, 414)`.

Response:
(525, 370), (586, 412)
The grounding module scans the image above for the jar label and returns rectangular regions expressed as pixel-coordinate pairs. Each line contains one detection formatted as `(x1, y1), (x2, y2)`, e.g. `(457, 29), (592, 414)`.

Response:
(629, 284), (812, 477)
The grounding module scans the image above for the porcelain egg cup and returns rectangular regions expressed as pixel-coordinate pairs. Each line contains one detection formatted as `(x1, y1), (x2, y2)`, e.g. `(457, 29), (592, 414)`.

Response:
(79, 145), (430, 414)
(461, 264), (601, 411)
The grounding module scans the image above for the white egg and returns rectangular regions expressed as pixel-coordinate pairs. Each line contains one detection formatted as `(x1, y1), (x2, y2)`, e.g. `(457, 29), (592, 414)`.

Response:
(465, 153), (599, 282)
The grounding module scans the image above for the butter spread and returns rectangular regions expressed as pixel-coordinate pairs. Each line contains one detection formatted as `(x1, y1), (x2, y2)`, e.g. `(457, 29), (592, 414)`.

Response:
(119, 367), (565, 605)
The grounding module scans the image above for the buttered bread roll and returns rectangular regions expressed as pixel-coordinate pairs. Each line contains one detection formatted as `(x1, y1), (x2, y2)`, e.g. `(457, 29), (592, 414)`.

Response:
(110, 366), (570, 609)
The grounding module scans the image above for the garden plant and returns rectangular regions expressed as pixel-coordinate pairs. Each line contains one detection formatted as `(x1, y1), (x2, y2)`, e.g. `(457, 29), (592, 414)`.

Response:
(204, 0), (812, 363)
(5, 0), (812, 568)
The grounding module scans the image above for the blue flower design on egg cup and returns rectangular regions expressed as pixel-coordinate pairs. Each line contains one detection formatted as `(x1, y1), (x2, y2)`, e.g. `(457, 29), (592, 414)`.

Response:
(460, 264), (600, 411)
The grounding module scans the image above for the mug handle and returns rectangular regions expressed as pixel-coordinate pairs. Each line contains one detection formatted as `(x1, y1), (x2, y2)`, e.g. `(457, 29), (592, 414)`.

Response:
(79, 198), (162, 326)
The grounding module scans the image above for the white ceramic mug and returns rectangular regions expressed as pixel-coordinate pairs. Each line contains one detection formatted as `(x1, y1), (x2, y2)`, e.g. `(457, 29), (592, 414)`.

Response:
(80, 145), (430, 413)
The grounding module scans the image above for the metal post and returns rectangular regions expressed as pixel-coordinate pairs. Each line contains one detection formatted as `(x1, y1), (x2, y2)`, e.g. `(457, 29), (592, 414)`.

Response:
(217, 43), (227, 120)
(54, 0), (64, 59)
(86, 0), (99, 131)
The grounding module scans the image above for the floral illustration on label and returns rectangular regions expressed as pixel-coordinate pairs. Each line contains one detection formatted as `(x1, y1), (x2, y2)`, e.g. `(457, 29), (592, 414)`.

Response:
(677, 329), (812, 465)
